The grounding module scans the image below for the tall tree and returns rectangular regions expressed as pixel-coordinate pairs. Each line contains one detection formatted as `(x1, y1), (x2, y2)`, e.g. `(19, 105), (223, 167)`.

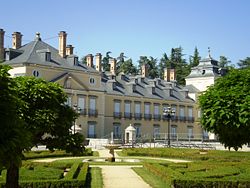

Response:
(138, 56), (159, 78)
(237, 57), (250, 69)
(80, 56), (87, 65)
(119, 58), (137, 75)
(158, 53), (170, 79)
(199, 68), (250, 151)
(218, 56), (231, 68)
(0, 65), (30, 188)
(0, 73), (84, 187)
(116, 52), (127, 74)
(189, 47), (200, 67)
(170, 47), (190, 85)
(102, 51), (112, 71)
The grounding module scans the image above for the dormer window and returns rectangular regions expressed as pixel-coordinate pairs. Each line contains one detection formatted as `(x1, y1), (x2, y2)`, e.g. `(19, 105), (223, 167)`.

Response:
(45, 52), (51, 62)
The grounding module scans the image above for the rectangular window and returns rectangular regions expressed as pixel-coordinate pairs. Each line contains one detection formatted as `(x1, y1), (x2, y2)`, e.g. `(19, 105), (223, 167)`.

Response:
(88, 122), (96, 138)
(78, 96), (85, 111)
(180, 106), (185, 117)
(114, 101), (121, 113)
(113, 123), (121, 138)
(90, 98), (96, 110)
(153, 125), (160, 138)
(154, 104), (159, 115)
(135, 103), (141, 113)
(134, 124), (141, 137)
(188, 107), (193, 118)
(188, 126), (193, 139)
(171, 126), (177, 139)
(125, 102), (131, 113)
(144, 103), (150, 114)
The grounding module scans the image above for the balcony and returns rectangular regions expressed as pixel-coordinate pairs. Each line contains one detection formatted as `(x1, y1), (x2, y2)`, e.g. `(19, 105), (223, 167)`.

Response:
(113, 112), (122, 119)
(124, 112), (132, 119)
(144, 114), (152, 120)
(87, 134), (96, 138)
(187, 117), (195, 123)
(80, 108), (87, 115)
(134, 113), (142, 120)
(88, 109), (98, 117)
(179, 116), (186, 122)
(153, 114), (161, 121)
(163, 115), (178, 121)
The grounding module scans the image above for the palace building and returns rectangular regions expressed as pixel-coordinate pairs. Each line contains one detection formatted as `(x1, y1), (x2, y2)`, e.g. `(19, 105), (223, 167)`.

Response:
(1, 29), (204, 140)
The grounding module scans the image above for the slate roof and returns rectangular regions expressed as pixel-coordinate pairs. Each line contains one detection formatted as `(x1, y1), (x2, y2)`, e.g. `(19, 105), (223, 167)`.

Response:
(4, 37), (97, 73)
(186, 55), (220, 78)
(3, 35), (194, 103)
(103, 73), (194, 103)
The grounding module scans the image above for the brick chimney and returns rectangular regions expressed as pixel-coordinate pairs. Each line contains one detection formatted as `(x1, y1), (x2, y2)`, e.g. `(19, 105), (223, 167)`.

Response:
(95, 53), (102, 72)
(66, 45), (74, 56)
(109, 58), (117, 75)
(164, 68), (176, 81)
(12, 32), (22, 49)
(0, 29), (4, 61)
(58, 31), (67, 58)
(141, 64), (149, 77)
(86, 54), (93, 67)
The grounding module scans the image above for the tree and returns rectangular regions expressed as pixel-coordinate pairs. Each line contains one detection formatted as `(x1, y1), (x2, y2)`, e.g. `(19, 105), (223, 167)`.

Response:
(0, 72), (84, 187)
(199, 68), (250, 151)
(218, 56), (232, 68)
(80, 56), (87, 64)
(116, 52), (127, 74)
(102, 51), (112, 71)
(138, 56), (159, 78)
(189, 47), (200, 67)
(237, 57), (250, 69)
(0, 65), (30, 188)
(158, 53), (170, 79)
(170, 47), (190, 85)
(119, 58), (137, 75)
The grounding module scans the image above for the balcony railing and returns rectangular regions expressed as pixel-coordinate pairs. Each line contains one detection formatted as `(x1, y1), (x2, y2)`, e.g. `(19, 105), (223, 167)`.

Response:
(113, 112), (122, 119)
(163, 115), (178, 121)
(153, 114), (161, 121)
(80, 108), (87, 115)
(187, 117), (195, 122)
(144, 114), (152, 120)
(88, 109), (98, 117)
(179, 116), (186, 121)
(124, 112), (132, 119)
(134, 113), (142, 120)
(87, 134), (96, 138)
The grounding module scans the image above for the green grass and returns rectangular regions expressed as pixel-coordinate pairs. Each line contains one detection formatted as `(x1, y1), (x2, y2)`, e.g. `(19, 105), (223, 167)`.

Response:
(133, 167), (168, 188)
(122, 148), (250, 187)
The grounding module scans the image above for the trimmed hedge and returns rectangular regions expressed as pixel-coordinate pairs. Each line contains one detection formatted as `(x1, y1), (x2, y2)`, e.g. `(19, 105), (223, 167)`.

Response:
(23, 149), (93, 160)
(0, 163), (89, 188)
(63, 162), (82, 180)
(143, 162), (250, 188)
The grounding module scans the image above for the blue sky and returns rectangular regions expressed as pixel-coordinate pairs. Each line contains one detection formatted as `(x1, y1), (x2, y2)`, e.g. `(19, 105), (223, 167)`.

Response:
(1, 0), (250, 65)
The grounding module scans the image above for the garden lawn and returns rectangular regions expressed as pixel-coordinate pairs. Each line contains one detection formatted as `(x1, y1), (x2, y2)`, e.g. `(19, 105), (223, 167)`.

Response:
(122, 148), (250, 187)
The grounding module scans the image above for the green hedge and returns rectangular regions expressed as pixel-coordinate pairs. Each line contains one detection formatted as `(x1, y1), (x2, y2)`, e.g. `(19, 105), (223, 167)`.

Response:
(23, 149), (93, 160)
(63, 162), (82, 180)
(143, 162), (250, 187)
(0, 163), (89, 188)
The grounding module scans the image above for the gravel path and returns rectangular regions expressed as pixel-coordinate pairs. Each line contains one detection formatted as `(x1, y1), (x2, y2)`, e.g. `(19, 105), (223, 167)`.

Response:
(90, 165), (151, 188)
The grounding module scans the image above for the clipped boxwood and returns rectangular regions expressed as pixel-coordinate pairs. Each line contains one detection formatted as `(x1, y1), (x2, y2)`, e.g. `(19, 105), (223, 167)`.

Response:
(63, 162), (82, 180)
